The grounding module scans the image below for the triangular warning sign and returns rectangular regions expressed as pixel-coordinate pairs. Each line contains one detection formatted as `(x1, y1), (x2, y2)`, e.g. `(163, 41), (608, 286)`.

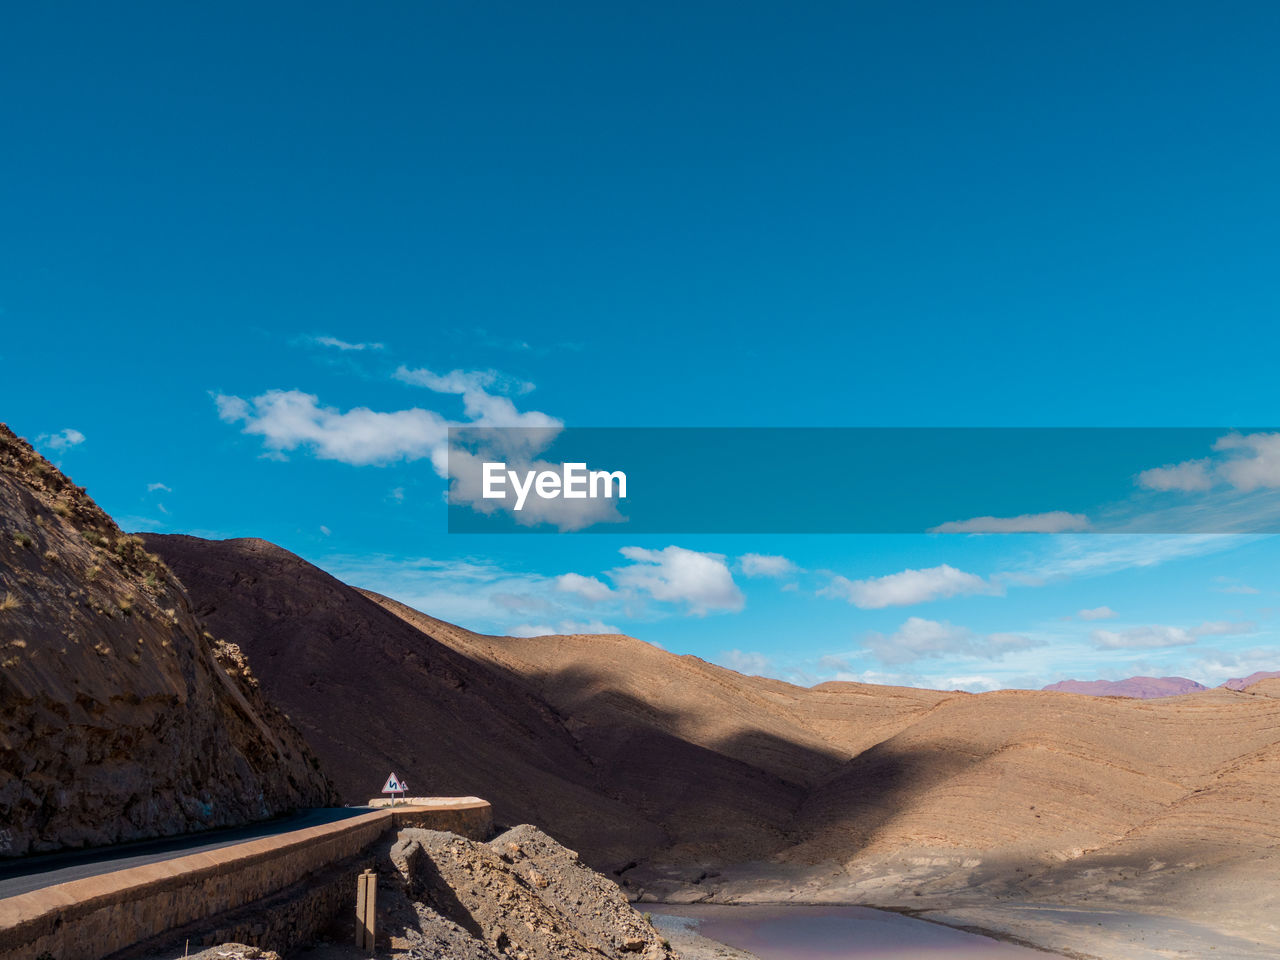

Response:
(382, 772), (404, 794)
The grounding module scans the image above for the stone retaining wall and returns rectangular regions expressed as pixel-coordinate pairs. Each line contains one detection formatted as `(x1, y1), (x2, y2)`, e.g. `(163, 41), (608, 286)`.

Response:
(0, 800), (492, 960)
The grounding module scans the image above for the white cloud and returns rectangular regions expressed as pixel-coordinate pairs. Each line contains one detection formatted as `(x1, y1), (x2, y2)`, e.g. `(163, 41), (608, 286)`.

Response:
(820, 564), (1001, 609)
(1135, 433), (1280, 495)
(739, 553), (798, 578)
(216, 367), (630, 530)
(38, 428), (85, 452)
(1092, 625), (1197, 649)
(216, 389), (450, 466)
(611, 546), (744, 615)
(929, 511), (1090, 534)
(320, 525), (332, 536)
(1214, 432), (1280, 492)
(1218, 584), (1260, 595)
(1137, 458), (1214, 492)
(314, 335), (385, 351)
(719, 650), (771, 676)
(510, 619), (622, 638)
(1078, 606), (1117, 620)
(554, 573), (614, 603)
(147, 482), (172, 493)
(864, 617), (1040, 665)
(215, 369), (559, 473)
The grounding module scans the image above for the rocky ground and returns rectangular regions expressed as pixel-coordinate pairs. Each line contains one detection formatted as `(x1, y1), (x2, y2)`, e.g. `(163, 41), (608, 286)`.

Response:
(172, 825), (682, 960)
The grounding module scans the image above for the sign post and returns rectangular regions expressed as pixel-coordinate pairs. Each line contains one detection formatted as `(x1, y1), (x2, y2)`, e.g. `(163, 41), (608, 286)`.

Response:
(381, 771), (407, 806)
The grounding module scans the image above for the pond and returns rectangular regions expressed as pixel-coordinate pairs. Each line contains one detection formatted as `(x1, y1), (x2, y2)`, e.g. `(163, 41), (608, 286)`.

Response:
(652, 903), (1054, 959)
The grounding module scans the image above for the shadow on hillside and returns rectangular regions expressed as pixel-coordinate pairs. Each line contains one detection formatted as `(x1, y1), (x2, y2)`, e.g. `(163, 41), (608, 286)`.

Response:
(439, 657), (964, 869)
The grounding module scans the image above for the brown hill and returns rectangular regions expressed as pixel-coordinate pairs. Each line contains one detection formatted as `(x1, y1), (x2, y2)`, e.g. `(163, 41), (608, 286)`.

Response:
(0, 426), (335, 856)
(142, 533), (666, 866)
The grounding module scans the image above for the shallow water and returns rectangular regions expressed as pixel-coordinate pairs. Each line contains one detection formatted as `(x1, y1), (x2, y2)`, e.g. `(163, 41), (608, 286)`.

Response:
(652, 903), (1052, 959)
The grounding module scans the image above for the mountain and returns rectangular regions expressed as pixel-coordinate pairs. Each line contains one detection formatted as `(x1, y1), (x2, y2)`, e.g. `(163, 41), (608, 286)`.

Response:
(142, 533), (667, 866)
(142, 531), (1280, 943)
(1222, 670), (1280, 691)
(0, 426), (335, 857)
(1042, 676), (1208, 698)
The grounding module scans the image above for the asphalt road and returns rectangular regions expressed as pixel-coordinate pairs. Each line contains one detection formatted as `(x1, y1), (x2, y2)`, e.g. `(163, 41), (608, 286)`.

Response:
(0, 807), (372, 900)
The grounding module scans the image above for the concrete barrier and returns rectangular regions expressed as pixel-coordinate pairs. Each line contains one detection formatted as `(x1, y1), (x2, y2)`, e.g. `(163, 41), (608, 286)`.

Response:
(0, 799), (492, 960)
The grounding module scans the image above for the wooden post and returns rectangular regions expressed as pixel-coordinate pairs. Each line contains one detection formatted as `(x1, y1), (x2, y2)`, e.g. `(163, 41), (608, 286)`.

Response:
(355, 869), (377, 951)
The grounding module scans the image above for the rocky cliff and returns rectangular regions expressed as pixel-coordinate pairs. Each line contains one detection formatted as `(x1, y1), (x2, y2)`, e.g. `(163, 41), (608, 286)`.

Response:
(0, 424), (336, 856)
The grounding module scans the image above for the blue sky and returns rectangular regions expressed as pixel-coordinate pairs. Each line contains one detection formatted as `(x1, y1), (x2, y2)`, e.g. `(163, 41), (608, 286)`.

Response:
(2, 2), (1278, 690)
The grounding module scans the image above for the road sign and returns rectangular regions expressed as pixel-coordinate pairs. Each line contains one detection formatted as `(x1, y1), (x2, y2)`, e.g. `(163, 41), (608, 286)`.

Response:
(382, 772), (406, 795)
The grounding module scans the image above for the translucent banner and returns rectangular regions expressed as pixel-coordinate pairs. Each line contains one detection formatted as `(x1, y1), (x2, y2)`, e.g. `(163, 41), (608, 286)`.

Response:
(446, 427), (1280, 534)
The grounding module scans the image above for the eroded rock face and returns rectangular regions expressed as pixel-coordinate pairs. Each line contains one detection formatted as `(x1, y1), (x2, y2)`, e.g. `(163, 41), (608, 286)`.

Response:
(391, 826), (678, 960)
(0, 425), (336, 856)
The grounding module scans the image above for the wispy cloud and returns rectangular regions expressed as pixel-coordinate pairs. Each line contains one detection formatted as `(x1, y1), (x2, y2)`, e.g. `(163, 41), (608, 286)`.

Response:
(1092, 625), (1197, 649)
(38, 428), (85, 452)
(509, 619), (622, 637)
(1217, 583), (1260, 595)
(719, 649), (771, 676)
(739, 553), (798, 578)
(1077, 605), (1117, 620)
(554, 573), (615, 603)
(930, 511), (1090, 534)
(864, 617), (1042, 665)
(312, 335), (385, 351)
(1091, 620), (1254, 650)
(1018, 534), (1249, 582)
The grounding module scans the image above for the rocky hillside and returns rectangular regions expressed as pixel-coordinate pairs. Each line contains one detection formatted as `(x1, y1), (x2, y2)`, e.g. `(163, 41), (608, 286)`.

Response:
(0, 425), (335, 856)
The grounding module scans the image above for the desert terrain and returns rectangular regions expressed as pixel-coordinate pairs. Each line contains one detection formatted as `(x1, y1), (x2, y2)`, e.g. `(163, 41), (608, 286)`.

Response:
(147, 533), (1280, 958)
(3, 427), (1278, 959)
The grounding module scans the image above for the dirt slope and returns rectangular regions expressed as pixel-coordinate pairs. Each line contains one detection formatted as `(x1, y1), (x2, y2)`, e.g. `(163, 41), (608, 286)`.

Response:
(0, 426), (335, 856)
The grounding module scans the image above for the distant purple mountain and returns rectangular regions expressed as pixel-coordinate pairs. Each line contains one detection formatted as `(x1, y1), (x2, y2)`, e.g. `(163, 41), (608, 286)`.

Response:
(1221, 671), (1280, 691)
(1043, 676), (1207, 699)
